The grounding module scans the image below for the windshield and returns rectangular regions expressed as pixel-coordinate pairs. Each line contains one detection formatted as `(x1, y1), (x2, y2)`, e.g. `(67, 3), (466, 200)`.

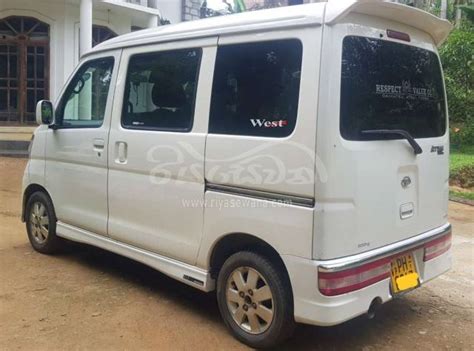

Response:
(340, 36), (447, 141)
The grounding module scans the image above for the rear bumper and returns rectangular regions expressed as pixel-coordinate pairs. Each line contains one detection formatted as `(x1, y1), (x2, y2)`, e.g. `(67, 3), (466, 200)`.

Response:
(282, 223), (452, 326)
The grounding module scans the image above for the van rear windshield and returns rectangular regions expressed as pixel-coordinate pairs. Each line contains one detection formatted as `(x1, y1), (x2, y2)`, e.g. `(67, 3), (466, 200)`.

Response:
(340, 36), (446, 141)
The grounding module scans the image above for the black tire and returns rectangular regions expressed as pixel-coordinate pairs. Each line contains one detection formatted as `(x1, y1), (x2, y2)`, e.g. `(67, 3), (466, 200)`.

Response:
(25, 191), (63, 254)
(216, 251), (295, 349)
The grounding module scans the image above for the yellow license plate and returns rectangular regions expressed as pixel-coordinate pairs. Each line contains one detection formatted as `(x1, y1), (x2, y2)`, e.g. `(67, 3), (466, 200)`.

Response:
(390, 253), (419, 294)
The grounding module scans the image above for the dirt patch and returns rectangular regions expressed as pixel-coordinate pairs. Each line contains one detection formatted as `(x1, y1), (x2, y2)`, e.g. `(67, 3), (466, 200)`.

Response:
(0, 157), (473, 350)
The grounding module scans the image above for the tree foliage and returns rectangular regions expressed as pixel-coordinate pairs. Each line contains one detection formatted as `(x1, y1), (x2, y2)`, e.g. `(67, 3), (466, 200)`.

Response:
(459, 4), (474, 22)
(437, 3), (474, 146)
(439, 28), (474, 137)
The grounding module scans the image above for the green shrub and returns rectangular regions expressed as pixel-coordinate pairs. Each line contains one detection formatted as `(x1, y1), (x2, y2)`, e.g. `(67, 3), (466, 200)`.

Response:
(450, 116), (474, 149)
(439, 29), (474, 126)
(450, 164), (474, 189)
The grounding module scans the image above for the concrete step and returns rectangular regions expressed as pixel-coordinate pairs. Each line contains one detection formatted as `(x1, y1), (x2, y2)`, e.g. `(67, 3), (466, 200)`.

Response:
(0, 126), (36, 133)
(0, 140), (30, 158)
(0, 126), (36, 142)
(0, 126), (35, 158)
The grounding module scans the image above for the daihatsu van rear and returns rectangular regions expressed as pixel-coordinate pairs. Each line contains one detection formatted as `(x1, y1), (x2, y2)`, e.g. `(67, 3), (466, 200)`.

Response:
(284, 1), (452, 328)
(315, 9), (450, 261)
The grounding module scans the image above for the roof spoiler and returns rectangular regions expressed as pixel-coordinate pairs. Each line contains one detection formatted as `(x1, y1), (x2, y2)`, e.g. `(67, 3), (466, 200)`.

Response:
(325, 0), (453, 46)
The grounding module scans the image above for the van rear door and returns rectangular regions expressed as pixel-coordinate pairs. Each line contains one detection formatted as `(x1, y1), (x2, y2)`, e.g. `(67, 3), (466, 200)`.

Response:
(314, 6), (451, 259)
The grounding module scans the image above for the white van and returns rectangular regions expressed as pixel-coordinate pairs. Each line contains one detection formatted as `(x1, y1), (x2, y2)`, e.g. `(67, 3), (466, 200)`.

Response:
(23, 0), (453, 348)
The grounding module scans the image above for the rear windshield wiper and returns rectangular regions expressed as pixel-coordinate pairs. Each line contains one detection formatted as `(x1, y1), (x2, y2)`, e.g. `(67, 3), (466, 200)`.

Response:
(361, 129), (423, 155)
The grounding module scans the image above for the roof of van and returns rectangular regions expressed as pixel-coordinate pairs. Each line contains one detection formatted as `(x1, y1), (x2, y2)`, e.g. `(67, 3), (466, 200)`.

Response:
(90, 0), (452, 56)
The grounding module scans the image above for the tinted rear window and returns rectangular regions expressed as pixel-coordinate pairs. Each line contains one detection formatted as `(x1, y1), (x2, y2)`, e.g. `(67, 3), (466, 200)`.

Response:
(209, 39), (302, 137)
(340, 36), (446, 140)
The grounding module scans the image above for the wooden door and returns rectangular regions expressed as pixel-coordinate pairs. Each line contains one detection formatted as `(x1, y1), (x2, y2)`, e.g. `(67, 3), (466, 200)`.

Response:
(0, 16), (49, 125)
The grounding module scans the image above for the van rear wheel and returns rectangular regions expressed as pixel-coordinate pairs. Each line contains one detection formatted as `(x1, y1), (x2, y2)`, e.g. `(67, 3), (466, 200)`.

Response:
(216, 251), (295, 348)
(25, 191), (63, 254)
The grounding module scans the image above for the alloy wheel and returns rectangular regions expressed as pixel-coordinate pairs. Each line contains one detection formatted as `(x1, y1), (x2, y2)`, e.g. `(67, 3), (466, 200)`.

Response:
(225, 266), (274, 334)
(29, 202), (49, 244)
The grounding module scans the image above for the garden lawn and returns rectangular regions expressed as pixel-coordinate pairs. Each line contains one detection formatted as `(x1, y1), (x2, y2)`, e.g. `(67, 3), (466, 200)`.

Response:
(450, 145), (474, 203)
(451, 145), (474, 173)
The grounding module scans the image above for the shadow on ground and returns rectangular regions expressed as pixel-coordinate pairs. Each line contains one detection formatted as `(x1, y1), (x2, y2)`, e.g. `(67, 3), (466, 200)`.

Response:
(59, 241), (426, 350)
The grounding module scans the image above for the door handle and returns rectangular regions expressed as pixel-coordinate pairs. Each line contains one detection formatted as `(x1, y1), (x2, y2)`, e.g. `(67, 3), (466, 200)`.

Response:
(93, 138), (105, 156)
(115, 141), (128, 164)
(93, 138), (105, 150)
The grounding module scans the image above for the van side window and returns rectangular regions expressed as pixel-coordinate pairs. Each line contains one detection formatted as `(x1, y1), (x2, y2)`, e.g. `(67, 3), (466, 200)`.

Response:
(122, 48), (202, 132)
(55, 57), (114, 128)
(209, 39), (302, 137)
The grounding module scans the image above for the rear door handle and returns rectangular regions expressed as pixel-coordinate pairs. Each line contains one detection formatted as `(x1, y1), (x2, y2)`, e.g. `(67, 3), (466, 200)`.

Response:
(115, 141), (128, 164)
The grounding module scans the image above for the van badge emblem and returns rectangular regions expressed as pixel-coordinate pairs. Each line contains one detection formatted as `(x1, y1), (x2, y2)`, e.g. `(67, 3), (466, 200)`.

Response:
(431, 145), (444, 155)
(401, 176), (411, 189)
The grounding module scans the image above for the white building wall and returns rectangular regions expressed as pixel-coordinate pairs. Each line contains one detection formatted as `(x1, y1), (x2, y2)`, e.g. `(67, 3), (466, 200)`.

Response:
(1, 0), (318, 110)
(155, 0), (183, 23)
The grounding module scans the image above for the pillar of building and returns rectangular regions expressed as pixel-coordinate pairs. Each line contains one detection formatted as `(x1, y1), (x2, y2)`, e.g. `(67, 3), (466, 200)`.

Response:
(147, 14), (159, 28)
(182, 0), (201, 21)
(80, 0), (93, 57)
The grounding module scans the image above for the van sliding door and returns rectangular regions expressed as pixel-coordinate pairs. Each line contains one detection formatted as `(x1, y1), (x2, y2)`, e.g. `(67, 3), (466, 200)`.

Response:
(196, 28), (323, 266)
(107, 38), (217, 265)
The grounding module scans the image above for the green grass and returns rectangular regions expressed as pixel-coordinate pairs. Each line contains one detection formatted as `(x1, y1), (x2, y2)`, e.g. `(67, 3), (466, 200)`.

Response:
(449, 145), (474, 202)
(450, 190), (474, 202)
(450, 145), (474, 174)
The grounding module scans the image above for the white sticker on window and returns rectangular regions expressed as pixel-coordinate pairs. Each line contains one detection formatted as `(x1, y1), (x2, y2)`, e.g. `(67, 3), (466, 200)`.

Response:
(375, 80), (433, 100)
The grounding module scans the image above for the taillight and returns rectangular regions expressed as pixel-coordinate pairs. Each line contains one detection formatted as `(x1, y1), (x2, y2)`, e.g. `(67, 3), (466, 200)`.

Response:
(386, 29), (411, 42)
(319, 231), (452, 296)
(318, 258), (391, 296)
(424, 232), (452, 262)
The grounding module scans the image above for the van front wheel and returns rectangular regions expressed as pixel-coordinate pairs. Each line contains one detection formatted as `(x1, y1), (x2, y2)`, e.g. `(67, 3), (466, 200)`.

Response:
(216, 251), (295, 348)
(25, 191), (63, 254)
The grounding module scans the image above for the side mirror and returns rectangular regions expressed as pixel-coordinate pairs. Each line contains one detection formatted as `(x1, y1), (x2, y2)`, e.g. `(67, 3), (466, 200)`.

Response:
(36, 100), (54, 125)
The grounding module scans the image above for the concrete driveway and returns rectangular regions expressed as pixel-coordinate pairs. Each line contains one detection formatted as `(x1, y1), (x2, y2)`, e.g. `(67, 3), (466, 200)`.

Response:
(0, 157), (472, 350)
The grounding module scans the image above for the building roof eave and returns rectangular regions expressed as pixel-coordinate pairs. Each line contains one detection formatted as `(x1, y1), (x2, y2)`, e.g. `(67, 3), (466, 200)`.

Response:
(94, 0), (161, 18)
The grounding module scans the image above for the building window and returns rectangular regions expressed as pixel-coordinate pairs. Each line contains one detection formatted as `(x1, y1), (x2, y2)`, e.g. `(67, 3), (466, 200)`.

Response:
(209, 39), (303, 137)
(92, 25), (117, 47)
(0, 16), (49, 125)
(126, 0), (148, 5)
